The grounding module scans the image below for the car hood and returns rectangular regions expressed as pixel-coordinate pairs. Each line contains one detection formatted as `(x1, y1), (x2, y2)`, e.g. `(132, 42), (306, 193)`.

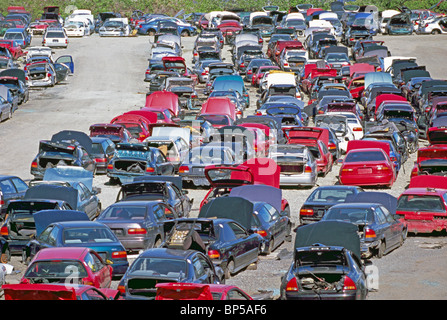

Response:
(34, 210), (89, 237)
(43, 166), (93, 191)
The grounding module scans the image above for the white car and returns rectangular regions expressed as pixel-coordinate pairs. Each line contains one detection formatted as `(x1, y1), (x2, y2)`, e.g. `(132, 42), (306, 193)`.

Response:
(99, 18), (131, 37)
(327, 111), (364, 141)
(42, 28), (68, 48)
(417, 16), (447, 34)
(64, 20), (90, 37)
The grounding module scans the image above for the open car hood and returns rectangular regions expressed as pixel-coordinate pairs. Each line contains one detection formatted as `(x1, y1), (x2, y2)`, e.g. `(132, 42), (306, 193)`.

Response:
(199, 196), (254, 230)
(151, 127), (190, 145)
(0, 68), (26, 83)
(294, 220), (361, 259)
(132, 175), (183, 190)
(283, 127), (329, 146)
(409, 175), (447, 189)
(310, 68), (337, 79)
(155, 283), (213, 300)
(24, 184), (78, 210)
(229, 185), (282, 213)
(417, 147), (447, 162)
(43, 166), (93, 191)
(162, 56), (186, 70)
(34, 210), (89, 237)
(204, 166), (254, 188)
(123, 110), (158, 124)
(51, 130), (92, 154)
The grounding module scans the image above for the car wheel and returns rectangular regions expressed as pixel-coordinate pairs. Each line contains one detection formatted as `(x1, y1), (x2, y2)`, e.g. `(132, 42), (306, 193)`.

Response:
(7, 108), (12, 120)
(285, 224), (292, 242)
(147, 29), (156, 36)
(266, 238), (274, 254)
(376, 241), (386, 258)
(22, 249), (31, 265)
(224, 259), (235, 279)
(1, 248), (10, 263)
(432, 29), (441, 35)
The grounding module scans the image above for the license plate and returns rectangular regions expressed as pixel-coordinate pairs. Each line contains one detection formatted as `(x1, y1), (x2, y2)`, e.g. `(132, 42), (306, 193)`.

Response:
(53, 39), (58, 42)
(358, 168), (372, 174)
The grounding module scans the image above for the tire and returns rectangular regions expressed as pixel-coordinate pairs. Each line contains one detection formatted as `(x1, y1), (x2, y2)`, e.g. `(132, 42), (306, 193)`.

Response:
(147, 30), (156, 36)
(22, 249), (31, 265)
(376, 241), (386, 259)
(1, 248), (10, 264)
(432, 29), (441, 35)
(224, 259), (235, 279)
(266, 238), (274, 255)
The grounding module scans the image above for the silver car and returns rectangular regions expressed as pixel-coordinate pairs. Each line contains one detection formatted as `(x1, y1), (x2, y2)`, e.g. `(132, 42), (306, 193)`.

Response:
(269, 144), (318, 187)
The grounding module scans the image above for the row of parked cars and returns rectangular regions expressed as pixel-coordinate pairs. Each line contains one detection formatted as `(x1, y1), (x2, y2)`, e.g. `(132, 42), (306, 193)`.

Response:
(2, 3), (447, 301)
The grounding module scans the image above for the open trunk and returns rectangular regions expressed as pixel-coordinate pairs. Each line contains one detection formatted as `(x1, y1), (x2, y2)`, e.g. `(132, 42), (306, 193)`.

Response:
(128, 277), (178, 299)
(114, 160), (147, 173)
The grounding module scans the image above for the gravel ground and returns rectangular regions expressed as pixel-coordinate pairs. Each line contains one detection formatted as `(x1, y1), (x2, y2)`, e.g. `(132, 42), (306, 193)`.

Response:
(1, 32), (447, 300)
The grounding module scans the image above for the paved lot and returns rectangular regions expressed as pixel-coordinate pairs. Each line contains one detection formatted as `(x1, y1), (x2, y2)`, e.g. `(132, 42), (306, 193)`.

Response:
(1, 32), (447, 300)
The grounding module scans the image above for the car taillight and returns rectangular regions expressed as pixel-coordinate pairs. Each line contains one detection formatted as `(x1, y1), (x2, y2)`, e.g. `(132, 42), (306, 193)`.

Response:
(353, 127), (363, 132)
(328, 143), (336, 150)
(376, 165), (390, 171)
(118, 285), (126, 293)
(300, 208), (314, 216)
(208, 250), (220, 259)
(304, 166), (312, 173)
(31, 161), (38, 168)
(47, 73), (52, 78)
(247, 70), (252, 75)
(112, 251), (127, 259)
(256, 230), (268, 237)
(107, 164), (114, 170)
(364, 227), (376, 239)
(240, 63), (244, 68)
(146, 167), (155, 173)
(343, 276), (357, 291)
(0, 225), (8, 236)
(178, 166), (189, 173)
(285, 277), (299, 292)
(95, 158), (107, 163)
(82, 279), (95, 286)
(128, 228), (147, 235)
(283, 62), (289, 67)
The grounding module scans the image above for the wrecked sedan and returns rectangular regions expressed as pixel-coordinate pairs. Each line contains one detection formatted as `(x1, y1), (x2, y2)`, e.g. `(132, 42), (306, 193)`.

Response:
(280, 220), (370, 300)
(163, 217), (262, 279)
(117, 248), (224, 300)
(107, 143), (175, 184)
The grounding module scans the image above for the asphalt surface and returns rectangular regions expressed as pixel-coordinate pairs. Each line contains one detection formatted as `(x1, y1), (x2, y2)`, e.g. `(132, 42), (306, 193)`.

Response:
(1, 32), (447, 300)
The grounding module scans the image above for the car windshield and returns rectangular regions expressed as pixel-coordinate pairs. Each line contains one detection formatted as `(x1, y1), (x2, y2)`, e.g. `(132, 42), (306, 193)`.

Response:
(24, 260), (88, 282)
(326, 53), (348, 62)
(344, 151), (385, 162)
(63, 227), (117, 244)
(307, 188), (356, 203)
(285, 19), (305, 27)
(0, 59), (9, 68)
(197, 115), (229, 125)
(104, 21), (123, 28)
(99, 205), (147, 220)
(324, 207), (374, 224)
(4, 32), (23, 40)
(129, 257), (186, 278)
(397, 195), (445, 212)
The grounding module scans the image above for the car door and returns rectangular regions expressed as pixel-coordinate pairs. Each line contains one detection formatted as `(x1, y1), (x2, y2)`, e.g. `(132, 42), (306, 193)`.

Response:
(165, 185), (183, 216)
(228, 221), (259, 269)
(373, 206), (394, 249)
(154, 149), (174, 175)
(53, 63), (70, 83)
(265, 203), (288, 245)
(11, 177), (28, 199)
(171, 183), (190, 216)
(380, 205), (402, 247)
(85, 250), (112, 288)
(55, 55), (74, 73)
(78, 183), (97, 219)
(192, 253), (216, 284)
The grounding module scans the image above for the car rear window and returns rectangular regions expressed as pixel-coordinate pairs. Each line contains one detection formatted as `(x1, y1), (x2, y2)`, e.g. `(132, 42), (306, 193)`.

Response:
(397, 195), (446, 213)
(344, 151), (385, 162)
(46, 32), (65, 38)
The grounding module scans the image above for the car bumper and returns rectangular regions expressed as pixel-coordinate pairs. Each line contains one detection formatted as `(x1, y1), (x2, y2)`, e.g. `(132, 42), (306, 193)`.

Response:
(339, 173), (394, 186)
(110, 261), (129, 277)
(66, 31), (84, 37)
(284, 291), (358, 300)
(99, 31), (127, 37)
(279, 173), (317, 186)
(26, 79), (53, 88)
(399, 218), (446, 234)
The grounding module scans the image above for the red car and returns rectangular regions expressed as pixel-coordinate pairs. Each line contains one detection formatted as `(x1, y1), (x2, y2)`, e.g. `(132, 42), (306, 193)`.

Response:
(140, 107), (178, 124)
(110, 113), (153, 142)
(397, 175), (447, 234)
(411, 126), (447, 177)
(217, 20), (243, 39)
(347, 74), (365, 99)
(0, 39), (26, 60)
(339, 140), (396, 187)
(3, 283), (121, 300)
(162, 56), (198, 84)
(300, 67), (336, 97)
(283, 127), (334, 176)
(270, 40), (304, 65)
(19, 247), (113, 289)
(155, 283), (253, 300)
(89, 123), (133, 144)
(372, 93), (407, 118)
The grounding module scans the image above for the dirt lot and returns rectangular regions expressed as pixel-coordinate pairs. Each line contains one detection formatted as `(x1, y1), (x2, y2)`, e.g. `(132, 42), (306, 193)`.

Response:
(1, 32), (447, 300)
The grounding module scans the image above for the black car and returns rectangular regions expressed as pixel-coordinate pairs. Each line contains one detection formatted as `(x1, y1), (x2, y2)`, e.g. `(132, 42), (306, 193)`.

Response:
(30, 131), (96, 180)
(280, 220), (370, 300)
(116, 176), (192, 218)
(117, 248), (225, 299)
(163, 217), (262, 279)
(299, 186), (364, 225)
(91, 137), (116, 174)
(0, 175), (28, 217)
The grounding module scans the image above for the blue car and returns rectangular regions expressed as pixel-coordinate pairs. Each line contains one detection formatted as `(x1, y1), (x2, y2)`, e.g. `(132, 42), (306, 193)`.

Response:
(3, 28), (32, 48)
(23, 211), (129, 278)
(137, 17), (197, 36)
(211, 75), (249, 108)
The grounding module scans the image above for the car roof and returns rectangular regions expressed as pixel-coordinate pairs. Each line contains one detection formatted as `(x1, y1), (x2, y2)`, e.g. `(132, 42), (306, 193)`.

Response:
(138, 248), (198, 259)
(54, 221), (108, 228)
(331, 202), (381, 209)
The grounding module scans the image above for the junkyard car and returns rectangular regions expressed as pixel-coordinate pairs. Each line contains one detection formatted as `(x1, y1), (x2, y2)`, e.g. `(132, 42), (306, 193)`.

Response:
(155, 283), (253, 300)
(117, 248), (224, 299)
(107, 143), (175, 184)
(0, 175), (28, 217)
(20, 247), (113, 288)
(280, 220), (369, 300)
(99, 18), (131, 36)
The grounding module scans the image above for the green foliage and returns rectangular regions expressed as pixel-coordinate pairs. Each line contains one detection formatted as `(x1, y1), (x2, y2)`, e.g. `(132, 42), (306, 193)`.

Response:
(1, 0), (446, 20)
